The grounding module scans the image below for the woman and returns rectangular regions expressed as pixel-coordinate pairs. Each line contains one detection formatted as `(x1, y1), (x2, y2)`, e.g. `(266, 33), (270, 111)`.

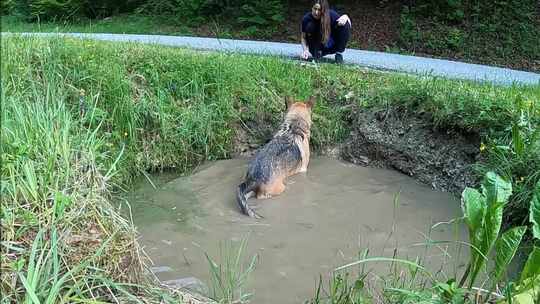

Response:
(300, 0), (351, 63)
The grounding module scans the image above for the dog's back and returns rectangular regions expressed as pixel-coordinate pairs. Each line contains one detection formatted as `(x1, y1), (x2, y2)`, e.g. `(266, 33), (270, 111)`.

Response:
(247, 127), (303, 185)
(236, 96), (316, 218)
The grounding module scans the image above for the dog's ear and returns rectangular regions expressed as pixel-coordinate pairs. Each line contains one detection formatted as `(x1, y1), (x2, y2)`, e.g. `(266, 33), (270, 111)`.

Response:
(285, 96), (294, 109)
(306, 95), (316, 109)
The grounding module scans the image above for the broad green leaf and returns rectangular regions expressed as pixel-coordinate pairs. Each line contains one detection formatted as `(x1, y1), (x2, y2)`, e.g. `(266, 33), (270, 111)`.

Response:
(481, 205), (505, 256)
(493, 226), (526, 283)
(461, 187), (486, 287)
(520, 246), (540, 284)
(482, 172), (512, 207)
(474, 172), (511, 282)
(512, 292), (535, 304)
(508, 276), (540, 304)
(530, 181), (540, 240)
(469, 204), (505, 288)
(461, 187), (485, 233)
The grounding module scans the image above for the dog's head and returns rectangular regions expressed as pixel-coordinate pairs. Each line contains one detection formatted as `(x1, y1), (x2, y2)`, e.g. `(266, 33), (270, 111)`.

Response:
(284, 95), (316, 126)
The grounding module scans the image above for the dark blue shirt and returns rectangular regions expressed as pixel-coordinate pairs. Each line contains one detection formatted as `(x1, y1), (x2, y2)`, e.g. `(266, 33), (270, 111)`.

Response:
(301, 9), (340, 35)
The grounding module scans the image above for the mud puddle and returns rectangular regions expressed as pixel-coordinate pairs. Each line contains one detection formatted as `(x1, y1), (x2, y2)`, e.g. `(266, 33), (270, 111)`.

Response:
(125, 157), (468, 303)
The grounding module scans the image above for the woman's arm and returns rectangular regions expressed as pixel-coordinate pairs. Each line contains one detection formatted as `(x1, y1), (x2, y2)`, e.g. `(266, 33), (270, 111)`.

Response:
(337, 14), (351, 26)
(300, 32), (310, 59)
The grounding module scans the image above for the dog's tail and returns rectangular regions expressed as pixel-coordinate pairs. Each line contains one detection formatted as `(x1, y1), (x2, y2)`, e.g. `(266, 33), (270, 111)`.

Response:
(236, 181), (263, 219)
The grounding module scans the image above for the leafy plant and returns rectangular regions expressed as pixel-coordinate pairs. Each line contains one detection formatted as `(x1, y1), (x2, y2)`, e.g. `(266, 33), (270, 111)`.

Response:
(8, 0), (139, 20)
(204, 236), (258, 304)
(308, 273), (370, 304)
(1, 0), (15, 14)
(136, 0), (204, 21)
(499, 180), (540, 304)
(137, 0), (285, 27)
(433, 279), (468, 304)
(459, 172), (516, 288)
(481, 96), (540, 228)
(399, 0), (540, 70)
(398, 6), (419, 50)
(235, 0), (284, 27)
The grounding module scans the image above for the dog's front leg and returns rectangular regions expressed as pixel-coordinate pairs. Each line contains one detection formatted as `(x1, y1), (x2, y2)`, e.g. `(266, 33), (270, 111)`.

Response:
(298, 141), (310, 173)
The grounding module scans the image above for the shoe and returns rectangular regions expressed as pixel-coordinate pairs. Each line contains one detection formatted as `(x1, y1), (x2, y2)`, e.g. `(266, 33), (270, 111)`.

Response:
(335, 53), (343, 64)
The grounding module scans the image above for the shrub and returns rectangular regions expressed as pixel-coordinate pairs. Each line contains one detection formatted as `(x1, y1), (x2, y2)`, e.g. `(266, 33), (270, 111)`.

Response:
(6, 0), (143, 20)
(136, 0), (285, 27)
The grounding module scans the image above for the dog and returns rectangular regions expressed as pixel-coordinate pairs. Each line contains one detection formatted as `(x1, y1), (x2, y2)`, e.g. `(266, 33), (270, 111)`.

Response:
(236, 95), (316, 218)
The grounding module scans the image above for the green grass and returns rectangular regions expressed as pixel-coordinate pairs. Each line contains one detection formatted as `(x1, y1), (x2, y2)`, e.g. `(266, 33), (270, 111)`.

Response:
(1, 14), (194, 35)
(204, 236), (258, 303)
(1, 14), (258, 40)
(1, 34), (538, 302)
(0, 79), (184, 302)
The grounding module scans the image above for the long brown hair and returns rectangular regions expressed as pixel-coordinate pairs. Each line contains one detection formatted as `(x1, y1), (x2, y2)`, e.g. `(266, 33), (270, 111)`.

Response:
(316, 0), (331, 44)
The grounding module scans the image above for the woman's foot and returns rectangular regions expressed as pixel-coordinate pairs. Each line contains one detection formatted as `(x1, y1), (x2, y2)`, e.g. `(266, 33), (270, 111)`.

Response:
(335, 53), (343, 64)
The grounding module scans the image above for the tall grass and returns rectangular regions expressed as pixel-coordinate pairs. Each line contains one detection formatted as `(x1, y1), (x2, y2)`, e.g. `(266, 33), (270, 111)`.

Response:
(204, 236), (258, 304)
(0, 77), (146, 302)
(1, 35), (538, 302)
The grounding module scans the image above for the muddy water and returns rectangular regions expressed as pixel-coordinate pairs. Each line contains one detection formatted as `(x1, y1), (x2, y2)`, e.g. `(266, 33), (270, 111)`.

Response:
(126, 157), (468, 303)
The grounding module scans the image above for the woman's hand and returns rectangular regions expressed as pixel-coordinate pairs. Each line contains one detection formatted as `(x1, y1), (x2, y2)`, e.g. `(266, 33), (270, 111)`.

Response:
(301, 49), (311, 60)
(337, 14), (351, 26)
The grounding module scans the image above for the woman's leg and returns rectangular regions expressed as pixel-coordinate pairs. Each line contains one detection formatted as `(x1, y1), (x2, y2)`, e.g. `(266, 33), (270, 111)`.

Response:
(307, 38), (323, 59)
(322, 23), (351, 62)
(333, 22), (351, 54)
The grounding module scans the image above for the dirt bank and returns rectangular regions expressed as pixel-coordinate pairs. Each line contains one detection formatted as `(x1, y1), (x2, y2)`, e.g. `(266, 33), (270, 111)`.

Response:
(339, 106), (480, 194)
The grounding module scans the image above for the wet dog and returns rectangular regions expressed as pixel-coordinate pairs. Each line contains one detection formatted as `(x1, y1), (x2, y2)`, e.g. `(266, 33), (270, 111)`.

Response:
(236, 96), (316, 218)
